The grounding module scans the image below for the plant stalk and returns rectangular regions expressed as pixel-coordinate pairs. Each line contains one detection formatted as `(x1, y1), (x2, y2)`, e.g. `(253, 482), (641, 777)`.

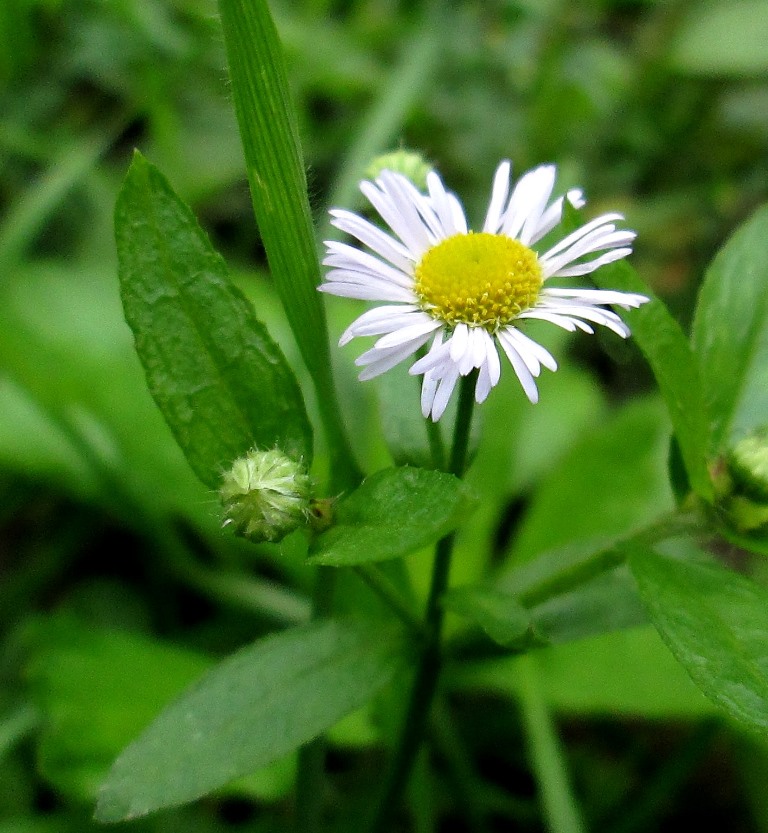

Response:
(368, 373), (476, 833)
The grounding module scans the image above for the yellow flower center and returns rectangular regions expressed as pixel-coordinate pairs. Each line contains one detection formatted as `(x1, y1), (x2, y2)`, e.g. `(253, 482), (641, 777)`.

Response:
(413, 232), (542, 331)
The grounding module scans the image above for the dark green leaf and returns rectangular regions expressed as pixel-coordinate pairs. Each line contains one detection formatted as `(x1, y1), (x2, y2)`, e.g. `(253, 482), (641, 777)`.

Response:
(691, 203), (768, 452)
(443, 586), (536, 648)
(308, 467), (474, 566)
(114, 152), (312, 489)
(95, 618), (405, 821)
(593, 262), (713, 500)
(630, 545), (768, 732)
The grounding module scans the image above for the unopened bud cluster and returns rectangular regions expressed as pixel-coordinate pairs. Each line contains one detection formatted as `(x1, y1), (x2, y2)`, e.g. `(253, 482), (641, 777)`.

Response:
(219, 448), (312, 543)
(365, 149), (432, 191)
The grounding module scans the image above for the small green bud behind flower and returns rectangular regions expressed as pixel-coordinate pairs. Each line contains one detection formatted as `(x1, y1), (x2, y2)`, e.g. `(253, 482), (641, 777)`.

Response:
(728, 428), (768, 503)
(717, 428), (768, 533)
(219, 448), (312, 543)
(365, 149), (432, 191)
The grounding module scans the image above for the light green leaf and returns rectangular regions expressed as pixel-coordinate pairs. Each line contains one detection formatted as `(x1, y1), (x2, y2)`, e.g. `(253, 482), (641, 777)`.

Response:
(671, 0), (768, 77)
(95, 618), (405, 821)
(630, 546), (768, 732)
(443, 586), (536, 648)
(450, 627), (714, 719)
(308, 467), (474, 566)
(691, 203), (768, 452)
(26, 617), (211, 801)
(505, 397), (674, 564)
(114, 152), (312, 489)
(593, 262), (712, 500)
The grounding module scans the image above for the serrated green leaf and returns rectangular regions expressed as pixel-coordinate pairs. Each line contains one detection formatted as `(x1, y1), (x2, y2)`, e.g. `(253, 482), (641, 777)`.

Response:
(114, 152), (312, 489)
(629, 546), (768, 733)
(443, 586), (536, 648)
(308, 467), (474, 566)
(670, 0), (768, 77)
(593, 262), (713, 500)
(95, 618), (406, 821)
(691, 203), (768, 453)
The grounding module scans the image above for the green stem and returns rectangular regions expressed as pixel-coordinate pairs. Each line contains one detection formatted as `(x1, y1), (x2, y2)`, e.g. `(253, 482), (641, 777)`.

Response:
(354, 564), (427, 637)
(518, 655), (586, 833)
(369, 374), (476, 833)
(295, 567), (336, 833)
(516, 511), (704, 609)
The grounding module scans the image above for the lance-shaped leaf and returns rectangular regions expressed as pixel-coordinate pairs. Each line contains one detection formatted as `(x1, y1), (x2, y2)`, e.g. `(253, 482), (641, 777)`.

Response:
(308, 467), (475, 566)
(691, 203), (768, 453)
(114, 152), (312, 488)
(95, 618), (406, 821)
(630, 545), (768, 733)
(592, 261), (712, 500)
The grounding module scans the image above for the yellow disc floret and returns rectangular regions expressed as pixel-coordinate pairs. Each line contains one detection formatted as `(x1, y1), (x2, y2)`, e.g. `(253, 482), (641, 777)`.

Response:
(414, 232), (542, 331)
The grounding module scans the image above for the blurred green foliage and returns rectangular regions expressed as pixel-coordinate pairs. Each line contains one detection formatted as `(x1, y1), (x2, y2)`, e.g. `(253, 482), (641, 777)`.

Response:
(2, 0), (768, 831)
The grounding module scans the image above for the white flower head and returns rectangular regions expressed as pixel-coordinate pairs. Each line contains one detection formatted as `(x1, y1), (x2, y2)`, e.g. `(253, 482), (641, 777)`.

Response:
(320, 160), (649, 421)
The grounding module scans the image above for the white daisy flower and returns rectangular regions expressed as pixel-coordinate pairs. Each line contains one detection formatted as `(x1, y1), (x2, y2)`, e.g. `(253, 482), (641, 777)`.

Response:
(320, 160), (649, 421)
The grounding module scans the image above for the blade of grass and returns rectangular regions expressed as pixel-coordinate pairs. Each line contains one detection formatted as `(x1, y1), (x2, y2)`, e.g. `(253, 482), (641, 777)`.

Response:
(518, 655), (587, 833)
(217, 0), (360, 491)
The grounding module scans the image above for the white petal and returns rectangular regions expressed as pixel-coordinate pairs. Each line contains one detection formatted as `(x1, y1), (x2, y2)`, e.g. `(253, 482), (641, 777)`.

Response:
(519, 165), (557, 245)
(483, 331), (502, 386)
(431, 363), (461, 421)
(548, 247), (634, 278)
(449, 323), (469, 363)
(381, 170), (446, 242)
(502, 165), (556, 241)
(536, 303), (631, 337)
(447, 193), (468, 234)
(319, 280), (416, 303)
(340, 306), (425, 345)
(518, 309), (595, 333)
(475, 359), (492, 403)
(324, 241), (414, 288)
(355, 335), (432, 380)
(542, 288), (648, 309)
(482, 160), (511, 233)
(502, 327), (558, 372)
(330, 209), (415, 272)
(374, 318), (442, 349)
(539, 213), (625, 261)
(426, 171), (469, 238)
(528, 188), (586, 244)
(360, 179), (432, 258)
(497, 332), (540, 403)
(421, 369), (440, 418)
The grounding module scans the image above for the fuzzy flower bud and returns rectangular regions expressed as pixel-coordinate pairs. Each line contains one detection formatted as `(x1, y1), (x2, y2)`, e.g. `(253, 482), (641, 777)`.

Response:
(219, 448), (312, 543)
(365, 149), (432, 191)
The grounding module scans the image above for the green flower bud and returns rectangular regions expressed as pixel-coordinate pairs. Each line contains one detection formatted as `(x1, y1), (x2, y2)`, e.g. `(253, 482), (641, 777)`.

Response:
(728, 428), (768, 503)
(219, 448), (312, 543)
(365, 149), (432, 191)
